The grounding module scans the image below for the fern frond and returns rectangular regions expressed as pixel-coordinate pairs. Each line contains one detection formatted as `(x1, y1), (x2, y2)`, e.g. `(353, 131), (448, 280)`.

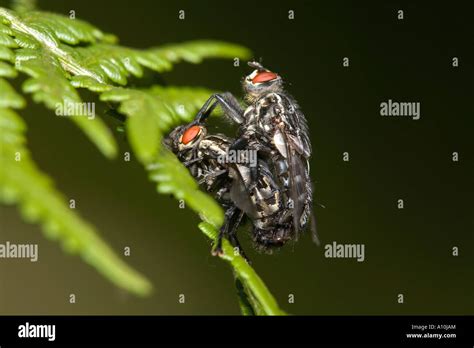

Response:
(64, 40), (250, 85)
(0, 77), (152, 296)
(0, 77), (25, 107)
(14, 47), (118, 158)
(199, 222), (286, 315)
(0, 60), (16, 77)
(0, 6), (286, 313)
(0, 8), (249, 158)
(0, 30), (17, 47)
(100, 88), (169, 163)
(100, 86), (215, 163)
(0, 40), (148, 295)
(0, 9), (119, 159)
(0, 9), (250, 85)
(19, 11), (117, 45)
(147, 149), (224, 228)
(0, 44), (16, 61)
(63, 44), (144, 85)
(146, 40), (251, 71)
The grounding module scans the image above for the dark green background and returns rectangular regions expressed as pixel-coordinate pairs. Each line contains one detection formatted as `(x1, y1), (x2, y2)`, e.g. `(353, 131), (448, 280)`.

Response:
(0, 0), (472, 315)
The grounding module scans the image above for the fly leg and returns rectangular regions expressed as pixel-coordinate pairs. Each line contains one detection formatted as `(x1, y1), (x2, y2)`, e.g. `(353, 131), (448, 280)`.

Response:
(212, 205), (239, 256)
(182, 157), (202, 167)
(194, 92), (244, 125)
(197, 169), (227, 185)
(226, 210), (251, 263)
(212, 205), (248, 259)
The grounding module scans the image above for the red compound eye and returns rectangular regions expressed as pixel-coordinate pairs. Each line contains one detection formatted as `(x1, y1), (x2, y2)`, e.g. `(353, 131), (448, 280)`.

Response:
(252, 71), (278, 84)
(181, 125), (201, 145)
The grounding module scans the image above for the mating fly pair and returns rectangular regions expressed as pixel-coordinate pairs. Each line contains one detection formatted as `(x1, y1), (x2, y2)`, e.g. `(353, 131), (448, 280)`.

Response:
(165, 61), (318, 259)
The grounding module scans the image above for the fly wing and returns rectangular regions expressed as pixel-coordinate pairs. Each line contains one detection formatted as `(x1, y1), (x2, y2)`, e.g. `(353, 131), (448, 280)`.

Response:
(229, 165), (259, 219)
(278, 94), (312, 159)
(271, 94), (313, 237)
(279, 127), (310, 237)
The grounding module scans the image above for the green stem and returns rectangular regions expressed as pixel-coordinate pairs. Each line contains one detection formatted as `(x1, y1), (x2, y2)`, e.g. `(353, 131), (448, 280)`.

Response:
(199, 222), (286, 315)
(234, 276), (255, 316)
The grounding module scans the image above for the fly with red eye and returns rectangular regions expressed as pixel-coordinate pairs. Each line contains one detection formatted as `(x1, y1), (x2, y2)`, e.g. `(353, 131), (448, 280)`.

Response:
(181, 125), (202, 145)
(167, 62), (319, 251)
(164, 117), (293, 260)
(252, 71), (278, 84)
(187, 60), (319, 251)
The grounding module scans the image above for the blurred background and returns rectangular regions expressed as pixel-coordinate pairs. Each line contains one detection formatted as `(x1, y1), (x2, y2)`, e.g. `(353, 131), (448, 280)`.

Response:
(0, 0), (472, 315)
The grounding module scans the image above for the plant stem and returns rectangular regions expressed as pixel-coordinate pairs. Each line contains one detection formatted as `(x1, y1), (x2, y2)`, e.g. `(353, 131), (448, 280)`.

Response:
(234, 276), (255, 316)
(199, 222), (286, 315)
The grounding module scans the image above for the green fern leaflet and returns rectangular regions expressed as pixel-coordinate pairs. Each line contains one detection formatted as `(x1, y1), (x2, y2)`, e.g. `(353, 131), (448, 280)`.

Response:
(0, 3), (286, 315)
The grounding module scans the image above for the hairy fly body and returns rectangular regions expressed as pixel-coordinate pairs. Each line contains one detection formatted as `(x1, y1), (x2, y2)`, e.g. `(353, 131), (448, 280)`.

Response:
(193, 61), (318, 244)
(164, 121), (295, 258)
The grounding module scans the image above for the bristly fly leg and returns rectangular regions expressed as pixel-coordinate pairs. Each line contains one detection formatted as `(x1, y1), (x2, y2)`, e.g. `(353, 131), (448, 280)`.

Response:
(197, 169), (227, 185)
(227, 210), (250, 263)
(212, 205), (243, 257)
(182, 157), (202, 167)
(195, 92), (244, 125)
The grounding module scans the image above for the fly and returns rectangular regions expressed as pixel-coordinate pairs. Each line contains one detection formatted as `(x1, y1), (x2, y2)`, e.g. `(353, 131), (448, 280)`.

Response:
(164, 120), (296, 259)
(192, 61), (319, 245)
